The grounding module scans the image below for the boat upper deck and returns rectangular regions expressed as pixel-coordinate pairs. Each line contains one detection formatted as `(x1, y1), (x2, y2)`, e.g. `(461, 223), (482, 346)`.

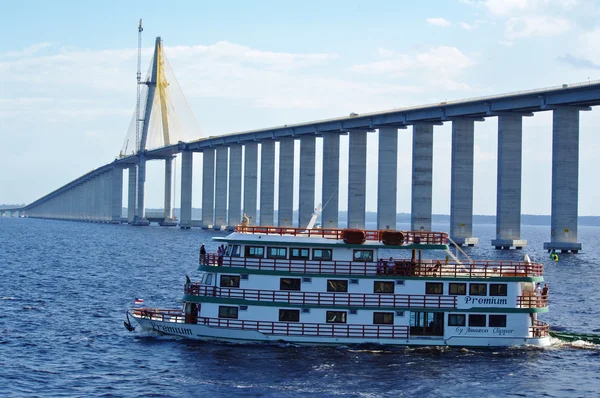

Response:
(219, 226), (449, 249)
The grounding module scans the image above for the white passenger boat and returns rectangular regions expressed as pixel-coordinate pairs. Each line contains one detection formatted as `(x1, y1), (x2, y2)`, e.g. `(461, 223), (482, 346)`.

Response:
(126, 226), (551, 347)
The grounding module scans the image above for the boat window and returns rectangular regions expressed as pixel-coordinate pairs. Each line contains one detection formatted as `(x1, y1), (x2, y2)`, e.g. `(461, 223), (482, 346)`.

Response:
(227, 245), (241, 257)
(290, 248), (310, 260)
(448, 314), (466, 326)
(220, 275), (240, 288)
(469, 283), (487, 296)
(353, 250), (373, 262)
(489, 315), (507, 327)
(489, 283), (507, 296)
(280, 278), (301, 291)
(468, 314), (486, 327)
(218, 306), (239, 319)
(426, 282), (443, 295)
(327, 280), (348, 292)
(326, 311), (347, 323)
(374, 281), (395, 294)
(312, 248), (333, 261)
(244, 246), (265, 258)
(267, 247), (287, 259)
(373, 312), (394, 325)
(205, 273), (213, 286)
(279, 309), (300, 322)
(449, 283), (467, 295)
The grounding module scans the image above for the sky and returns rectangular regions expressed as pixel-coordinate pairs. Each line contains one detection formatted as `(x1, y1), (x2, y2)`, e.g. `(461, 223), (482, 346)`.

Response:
(1, 0), (600, 216)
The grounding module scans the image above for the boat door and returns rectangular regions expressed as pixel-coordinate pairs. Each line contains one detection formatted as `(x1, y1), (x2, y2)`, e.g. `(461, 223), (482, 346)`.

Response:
(184, 303), (199, 324)
(410, 311), (444, 336)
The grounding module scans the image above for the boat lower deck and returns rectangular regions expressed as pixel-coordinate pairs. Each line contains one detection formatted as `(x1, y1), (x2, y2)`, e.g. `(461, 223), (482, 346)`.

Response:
(129, 308), (551, 348)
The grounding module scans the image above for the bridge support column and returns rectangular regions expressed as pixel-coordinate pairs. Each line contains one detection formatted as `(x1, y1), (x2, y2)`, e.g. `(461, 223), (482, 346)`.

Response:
(228, 144), (242, 230)
(214, 146), (228, 230)
(260, 140), (275, 226)
(202, 148), (215, 229)
(278, 138), (294, 227)
(450, 119), (478, 246)
(378, 127), (398, 230)
(322, 133), (340, 228)
(348, 130), (367, 229)
(133, 156), (149, 226)
(492, 115), (526, 249)
(244, 143), (258, 226)
(111, 166), (123, 223)
(411, 124), (434, 231)
(179, 151), (193, 228)
(127, 166), (136, 224)
(160, 157), (176, 226)
(299, 136), (316, 228)
(544, 107), (582, 253)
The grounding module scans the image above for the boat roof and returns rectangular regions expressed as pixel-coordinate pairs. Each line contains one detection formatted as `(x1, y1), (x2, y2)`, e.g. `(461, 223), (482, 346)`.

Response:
(213, 232), (449, 250)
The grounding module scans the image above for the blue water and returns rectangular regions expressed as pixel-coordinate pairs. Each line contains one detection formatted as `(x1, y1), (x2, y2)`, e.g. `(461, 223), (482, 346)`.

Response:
(1, 218), (599, 397)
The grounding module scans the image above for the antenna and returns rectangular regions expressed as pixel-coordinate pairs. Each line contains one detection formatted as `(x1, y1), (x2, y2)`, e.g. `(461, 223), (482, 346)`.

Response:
(135, 18), (143, 154)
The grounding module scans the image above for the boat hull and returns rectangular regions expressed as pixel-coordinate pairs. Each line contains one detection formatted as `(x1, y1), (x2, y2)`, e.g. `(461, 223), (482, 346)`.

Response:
(130, 312), (551, 348)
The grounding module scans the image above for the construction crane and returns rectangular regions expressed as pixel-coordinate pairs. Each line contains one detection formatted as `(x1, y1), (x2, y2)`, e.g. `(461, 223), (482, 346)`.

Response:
(135, 18), (143, 154)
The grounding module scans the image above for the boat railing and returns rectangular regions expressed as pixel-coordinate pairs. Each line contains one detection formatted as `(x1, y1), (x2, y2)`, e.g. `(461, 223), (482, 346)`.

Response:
(132, 308), (185, 323)
(185, 284), (458, 309)
(199, 317), (410, 340)
(205, 256), (544, 278)
(530, 320), (550, 338)
(235, 225), (448, 245)
(517, 295), (548, 308)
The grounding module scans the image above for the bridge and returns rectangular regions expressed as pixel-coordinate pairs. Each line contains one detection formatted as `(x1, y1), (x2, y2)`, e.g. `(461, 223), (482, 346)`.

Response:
(5, 36), (600, 254)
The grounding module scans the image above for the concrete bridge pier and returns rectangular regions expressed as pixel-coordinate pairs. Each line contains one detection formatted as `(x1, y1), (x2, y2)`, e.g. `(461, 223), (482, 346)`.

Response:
(544, 107), (582, 253)
(492, 114), (526, 249)
(202, 148), (215, 229)
(377, 127), (398, 230)
(244, 143), (258, 227)
(348, 130), (368, 229)
(214, 146), (228, 230)
(299, 135), (316, 228)
(160, 157), (177, 226)
(450, 119), (478, 246)
(260, 140), (275, 226)
(228, 144), (242, 230)
(127, 166), (136, 224)
(179, 151), (193, 228)
(411, 124), (434, 232)
(278, 137), (294, 227)
(321, 132), (340, 229)
(111, 166), (123, 223)
(132, 156), (150, 226)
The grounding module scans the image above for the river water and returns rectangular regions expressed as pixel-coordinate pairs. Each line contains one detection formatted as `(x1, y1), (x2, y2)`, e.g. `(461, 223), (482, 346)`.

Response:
(1, 217), (599, 397)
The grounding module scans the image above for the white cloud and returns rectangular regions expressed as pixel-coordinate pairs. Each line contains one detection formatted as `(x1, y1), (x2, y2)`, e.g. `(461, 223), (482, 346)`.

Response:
(351, 46), (474, 90)
(1, 42), (55, 58)
(505, 15), (571, 38)
(378, 47), (394, 57)
(426, 17), (451, 27)
(499, 40), (515, 47)
(577, 27), (600, 64)
(483, 0), (531, 16)
(460, 22), (474, 30)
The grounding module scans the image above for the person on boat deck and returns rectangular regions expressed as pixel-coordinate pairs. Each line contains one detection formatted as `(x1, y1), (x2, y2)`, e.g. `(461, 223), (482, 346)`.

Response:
(535, 283), (543, 306)
(542, 283), (549, 305)
(376, 259), (383, 275)
(199, 244), (207, 265)
(434, 260), (442, 276)
(217, 245), (225, 266)
(241, 213), (249, 231)
(387, 257), (394, 274)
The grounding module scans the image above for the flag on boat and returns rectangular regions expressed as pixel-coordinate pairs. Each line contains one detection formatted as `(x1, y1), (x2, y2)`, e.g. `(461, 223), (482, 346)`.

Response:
(134, 298), (144, 305)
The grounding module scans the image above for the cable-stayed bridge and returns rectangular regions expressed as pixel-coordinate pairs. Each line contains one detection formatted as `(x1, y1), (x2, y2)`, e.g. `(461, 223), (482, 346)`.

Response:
(4, 35), (600, 253)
